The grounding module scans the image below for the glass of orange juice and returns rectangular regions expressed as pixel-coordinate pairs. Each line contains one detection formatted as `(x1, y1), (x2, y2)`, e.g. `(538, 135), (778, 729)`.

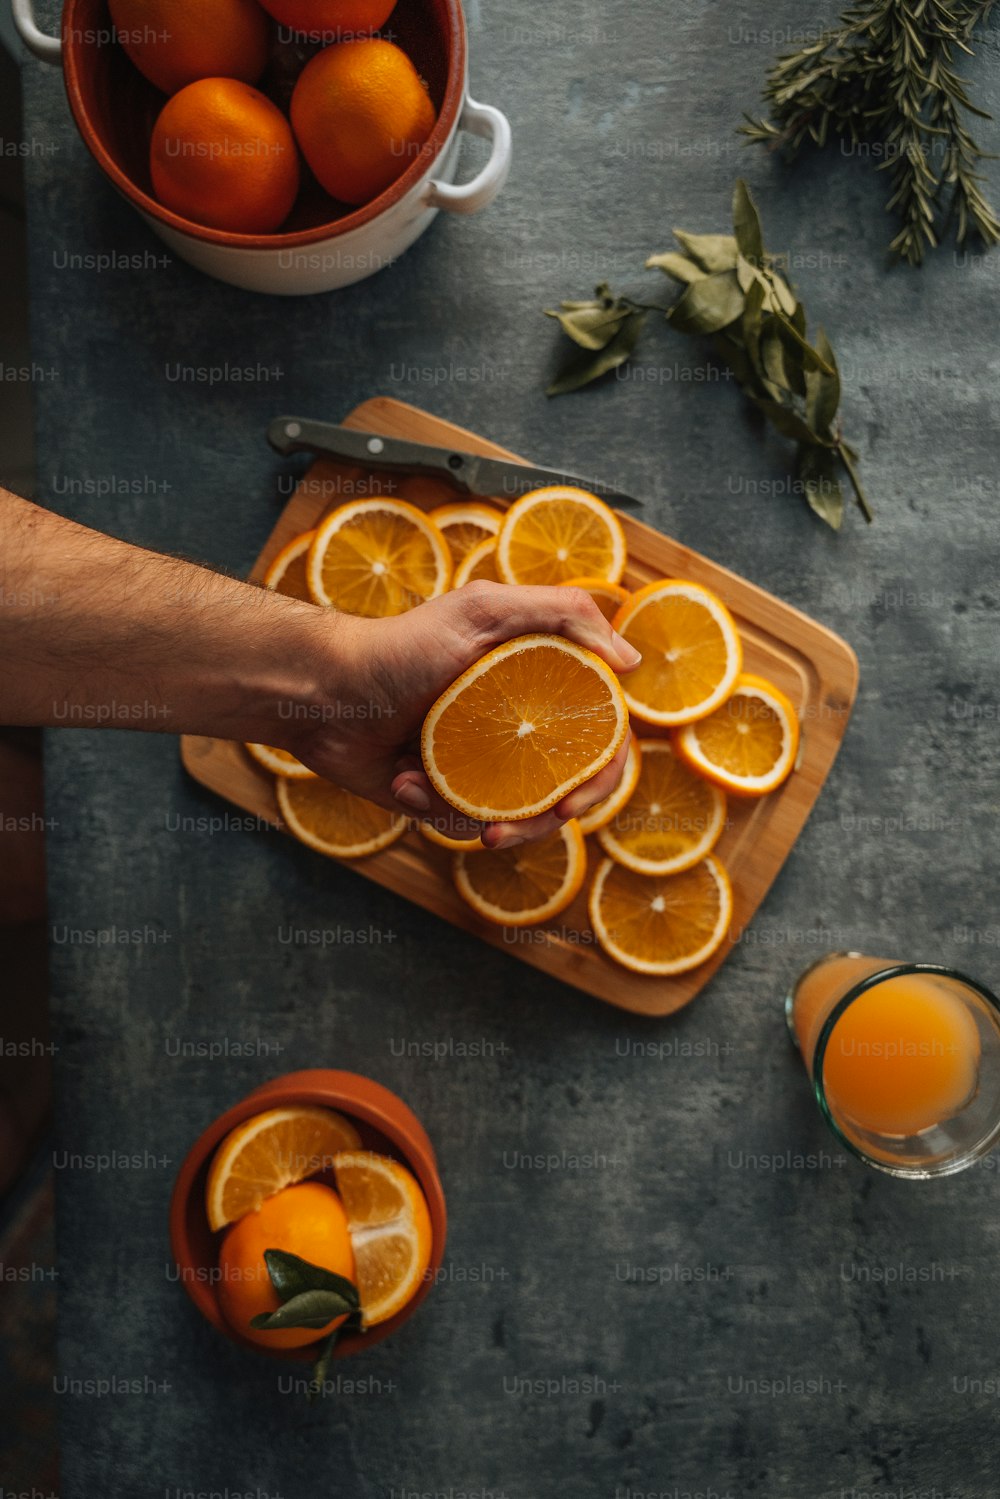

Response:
(787, 952), (1000, 1177)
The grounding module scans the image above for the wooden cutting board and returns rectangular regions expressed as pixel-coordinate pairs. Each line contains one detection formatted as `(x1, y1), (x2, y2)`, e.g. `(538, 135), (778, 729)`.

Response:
(181, 397), (858, 1018)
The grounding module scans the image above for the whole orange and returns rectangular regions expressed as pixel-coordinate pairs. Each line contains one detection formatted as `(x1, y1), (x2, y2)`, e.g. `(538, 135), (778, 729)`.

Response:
(108, 0), (270, 96)
(149, 79), (300, 234)
(256, 0), (395, 39)
(216, 1181), (356, 1349)
(290, 39), (436, 207)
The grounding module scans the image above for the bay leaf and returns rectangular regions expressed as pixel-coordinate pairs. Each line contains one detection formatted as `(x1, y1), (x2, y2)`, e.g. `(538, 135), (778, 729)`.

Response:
(761, 321), (793, 396)
(751, 395), (832, 447)
(711, 331), (756, 388)
(740, 277), (767, 382)
(772, 309), (835, 375)
(735, 255), (758, 294)
(805, 325), (841, 435)
(799, 445), (845, 530)
(668, 270), (745, 335)
(646, 251), (707, 284)
(768, 268), (798, 316)
(672, 230), (738, 273)
(545, 303), (631, 350)
(733, 179), (765, 267)
(547, 310), (646, 395)
(776, 302), (808, 397)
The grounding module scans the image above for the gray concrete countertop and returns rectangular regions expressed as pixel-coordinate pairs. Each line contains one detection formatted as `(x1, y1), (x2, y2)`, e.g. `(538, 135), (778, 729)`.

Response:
(20, 1), (1000, 1494)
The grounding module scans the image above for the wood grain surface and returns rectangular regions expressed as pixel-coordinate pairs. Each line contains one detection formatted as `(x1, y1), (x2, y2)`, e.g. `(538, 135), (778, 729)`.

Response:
(181, 397), (859, 1016)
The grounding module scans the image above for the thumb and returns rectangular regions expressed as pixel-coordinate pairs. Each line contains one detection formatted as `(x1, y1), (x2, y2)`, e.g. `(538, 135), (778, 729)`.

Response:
(445, 581), (642, 675)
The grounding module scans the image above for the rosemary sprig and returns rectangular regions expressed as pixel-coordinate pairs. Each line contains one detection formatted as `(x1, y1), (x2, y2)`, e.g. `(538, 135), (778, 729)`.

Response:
(741, 0), (1000, 265)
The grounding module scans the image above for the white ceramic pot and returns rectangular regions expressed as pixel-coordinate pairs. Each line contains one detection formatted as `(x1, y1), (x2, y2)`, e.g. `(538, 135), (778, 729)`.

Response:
(12, 0), (511, 295)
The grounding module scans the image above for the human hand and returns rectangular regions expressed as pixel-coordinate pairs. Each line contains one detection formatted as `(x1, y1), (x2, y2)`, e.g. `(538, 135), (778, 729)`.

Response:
(292, 581), (641, 849)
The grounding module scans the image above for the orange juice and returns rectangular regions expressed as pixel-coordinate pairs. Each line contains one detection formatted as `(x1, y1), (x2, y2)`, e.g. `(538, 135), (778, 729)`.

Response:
(793, 955), (981, 1137)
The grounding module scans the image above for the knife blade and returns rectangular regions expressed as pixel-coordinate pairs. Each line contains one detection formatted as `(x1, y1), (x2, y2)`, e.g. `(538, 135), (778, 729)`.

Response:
(266, 416), (644, 509)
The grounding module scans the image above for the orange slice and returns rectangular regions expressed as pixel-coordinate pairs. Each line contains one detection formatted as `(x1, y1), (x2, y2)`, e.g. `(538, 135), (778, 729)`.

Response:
(205, 1105), (362, 1232)
(421, 634), (628, 821)
(611, 580), (742, 726)
(245, 742), (317, 780)
(496, 486), (627, 587)
(453, 536), (501, 587)
(276, 776), (407, 858)
(562, 576), (632, 622)
(261, 529), (316, 602)
(429, 500), (503, 567)
(454, 821), (587, 927)
(576, 737), (642, 835)
(674, 673), (800, 797)
(332, 1150), (433, 1328)
(306, 498), (451, 615)
(418, 818), (484, 851)
(589, 854), (733, 975)
(595, 739), (727, 875)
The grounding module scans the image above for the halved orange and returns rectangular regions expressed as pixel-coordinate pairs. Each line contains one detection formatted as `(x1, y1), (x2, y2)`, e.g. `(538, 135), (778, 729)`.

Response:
(245, 742), (317, 780)
(418, 818), (484, 851)
(421, 634), (629, 821)
(332, 1150), (433, 1328)
(276, 776), (407, 858)
(454, 820), (587, 927)
(496, 486), (627, 587)
(576, 737), (642, 835)
(261, 529), (316, 602)
(674, 673), (800, 797)
(206, 1105), (362, 1232)
(561, 576), (632, 623)
(306, 498), (451, 615)
(589, 854), (733, 975)
(429, 500), (503, 568)
(453, 536), (501, 587)
(595, 739), (727, 875)
(611, 580), (742, 726)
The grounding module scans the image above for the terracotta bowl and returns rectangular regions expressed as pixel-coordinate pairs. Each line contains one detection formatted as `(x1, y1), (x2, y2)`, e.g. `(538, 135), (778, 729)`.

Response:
(169, 1069), (447, 1359)
(14, 0), (511, 292)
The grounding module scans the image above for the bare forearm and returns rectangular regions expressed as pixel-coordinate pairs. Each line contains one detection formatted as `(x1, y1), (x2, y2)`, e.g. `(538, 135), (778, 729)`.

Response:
(0, 489), (643, 847)
(0, 489), (333, 743)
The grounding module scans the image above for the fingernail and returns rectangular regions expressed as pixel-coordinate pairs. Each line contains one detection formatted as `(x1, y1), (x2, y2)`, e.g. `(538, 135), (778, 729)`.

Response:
(394, 782), (430, 812)
(612, 632), (642, 667)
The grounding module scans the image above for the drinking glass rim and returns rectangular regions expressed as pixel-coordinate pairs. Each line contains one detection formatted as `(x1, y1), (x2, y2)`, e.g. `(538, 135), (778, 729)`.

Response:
(811, 960), (1000, 1179)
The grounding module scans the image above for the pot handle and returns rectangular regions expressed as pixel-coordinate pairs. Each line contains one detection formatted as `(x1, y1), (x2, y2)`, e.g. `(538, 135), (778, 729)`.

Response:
(425, 95), (511, 215)
(10, 0), (62, 62)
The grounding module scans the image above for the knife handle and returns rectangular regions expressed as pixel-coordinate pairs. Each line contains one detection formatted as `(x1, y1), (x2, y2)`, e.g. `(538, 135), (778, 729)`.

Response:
(266, 415), (467, 489)
(267, 416), (384, 464)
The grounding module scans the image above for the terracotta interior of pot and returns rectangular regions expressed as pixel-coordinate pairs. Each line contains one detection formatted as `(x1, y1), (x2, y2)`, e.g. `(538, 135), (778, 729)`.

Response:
(66, 0), (455, 234)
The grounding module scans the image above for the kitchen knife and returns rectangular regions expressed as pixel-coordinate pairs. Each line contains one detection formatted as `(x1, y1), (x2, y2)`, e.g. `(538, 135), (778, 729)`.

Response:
(266, 416), (644, 509)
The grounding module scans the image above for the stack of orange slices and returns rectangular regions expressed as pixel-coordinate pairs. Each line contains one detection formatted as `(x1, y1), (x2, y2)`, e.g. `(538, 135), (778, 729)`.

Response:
(414, 488), (799, 976)
(243, 481), (801, 979)
(206, 1104), (433, 1345)
(428, 500), (502, 570)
